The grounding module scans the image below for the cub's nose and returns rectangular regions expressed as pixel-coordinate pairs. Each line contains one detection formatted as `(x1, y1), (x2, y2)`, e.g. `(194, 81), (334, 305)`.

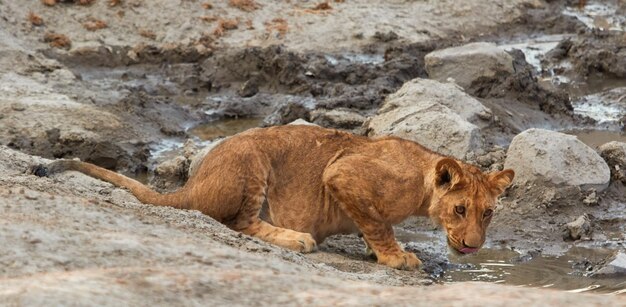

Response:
(462, 240), (480, 249)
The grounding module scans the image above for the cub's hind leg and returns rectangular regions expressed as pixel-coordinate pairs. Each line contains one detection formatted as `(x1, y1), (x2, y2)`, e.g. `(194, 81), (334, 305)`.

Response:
(200, 142), (317, 253)
(226, 179), (317, 253)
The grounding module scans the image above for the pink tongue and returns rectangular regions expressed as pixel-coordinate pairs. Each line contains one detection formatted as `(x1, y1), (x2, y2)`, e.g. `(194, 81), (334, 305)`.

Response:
(459, 247), (479, 254)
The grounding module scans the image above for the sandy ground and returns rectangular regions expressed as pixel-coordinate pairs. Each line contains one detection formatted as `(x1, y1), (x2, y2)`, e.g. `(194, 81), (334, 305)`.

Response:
(1, 146), (623, 306)
(1, 0), (626, 305)
(4, 0), (535, 52)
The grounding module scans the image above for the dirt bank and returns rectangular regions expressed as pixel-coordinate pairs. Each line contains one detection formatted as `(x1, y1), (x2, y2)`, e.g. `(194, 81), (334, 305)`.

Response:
(1, 146), (624, 305)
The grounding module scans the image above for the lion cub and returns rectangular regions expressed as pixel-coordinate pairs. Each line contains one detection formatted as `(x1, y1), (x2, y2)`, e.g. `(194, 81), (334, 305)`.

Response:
(37, 125), (513, 270)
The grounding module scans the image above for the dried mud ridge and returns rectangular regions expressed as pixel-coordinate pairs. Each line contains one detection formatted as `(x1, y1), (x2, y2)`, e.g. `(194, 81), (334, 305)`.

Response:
(9, 36), (581, 179)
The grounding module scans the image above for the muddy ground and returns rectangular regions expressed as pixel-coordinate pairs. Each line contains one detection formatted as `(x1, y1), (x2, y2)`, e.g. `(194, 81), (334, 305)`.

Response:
(0, 0), (625, 305)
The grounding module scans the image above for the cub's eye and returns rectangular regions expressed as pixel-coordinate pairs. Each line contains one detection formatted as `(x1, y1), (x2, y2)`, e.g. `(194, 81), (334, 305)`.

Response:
(483, 209), (493, 218)
(454, 205), (465, 215)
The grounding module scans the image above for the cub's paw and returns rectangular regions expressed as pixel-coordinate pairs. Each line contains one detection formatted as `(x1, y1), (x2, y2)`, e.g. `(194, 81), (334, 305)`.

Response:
(281, 232), (317, 253)
(296, 233), (318, 253)
(377, 251), (422, 270)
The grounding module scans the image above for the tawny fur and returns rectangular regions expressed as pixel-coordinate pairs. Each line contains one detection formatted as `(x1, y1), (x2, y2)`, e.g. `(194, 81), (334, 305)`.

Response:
(43, 125), (514, 270)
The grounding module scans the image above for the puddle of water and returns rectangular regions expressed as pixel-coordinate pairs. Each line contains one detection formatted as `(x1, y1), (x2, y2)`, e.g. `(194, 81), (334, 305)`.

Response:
(562, 1), (625, 32)
(397, 229), (626, 294)
(395, 228), (437, 243)
(324, 53), (385, 66)
(562, 77), (626, 98)
(150, 138), (186, 158)
(564, 129), (626, 148)
(444, 247), (626, 294)
(188, 117), (264, 141)
(572, 102), (622, 124)
(498, 34), (574, 72)
(75, 66), (180, 96)
(569, 87), (626, 123)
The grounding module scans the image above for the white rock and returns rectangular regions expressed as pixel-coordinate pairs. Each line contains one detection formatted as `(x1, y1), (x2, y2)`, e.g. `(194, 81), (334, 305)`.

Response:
(288, 119), (318, 126)
(369, 106), (482, 159)
(425, 42), (514, 89)
(504, 129), (611, 191)
(368, 78), (486, 159)
(378, 78), (490, 124)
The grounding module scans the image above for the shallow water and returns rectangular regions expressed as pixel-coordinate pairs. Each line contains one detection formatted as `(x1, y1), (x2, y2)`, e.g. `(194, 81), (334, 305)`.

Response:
(444, 247), (626, 294)
(498, 34), (573, 71)
(562, 1), (625, 32)
(397, 228), (626, 295)
(565, 129), (626, 148)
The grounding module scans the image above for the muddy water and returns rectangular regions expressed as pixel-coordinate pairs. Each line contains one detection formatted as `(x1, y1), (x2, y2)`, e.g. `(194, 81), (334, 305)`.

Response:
(445, 247), (626, 295)
(397, 230), (626, 295)
(565, 129), (626, 148)
(562, 1), (626, 32)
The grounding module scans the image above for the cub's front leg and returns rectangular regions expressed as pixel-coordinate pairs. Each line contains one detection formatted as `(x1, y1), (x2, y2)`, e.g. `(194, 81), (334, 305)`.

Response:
(323, 155), (422, 270)
(356, 219), (422, 270)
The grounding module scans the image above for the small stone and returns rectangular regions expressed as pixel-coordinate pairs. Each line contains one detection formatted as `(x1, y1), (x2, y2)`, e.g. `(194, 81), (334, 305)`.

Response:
(476, 155), (493, 167)
(288, 119), (317, 126)
(477, 109), (493, 121)
(582, 190), (598, 206)
(24, 189), (40, 200)
(418, 279), (434, 286)
(10, 103), (26, 111)
(194, 43), (209, 55)
(127, 50), (139, 62)
(373, 31), (399, 42)
(562, 214), (592, 241)
(31, 164), (49, 177)
(262, 101), (310, 127)
(311, 109), (366, 129)
(592, 252), (626, 276)
(238, 79), (259, 98)
(598, 141), (626, 183)
(182, 139), (198, 159)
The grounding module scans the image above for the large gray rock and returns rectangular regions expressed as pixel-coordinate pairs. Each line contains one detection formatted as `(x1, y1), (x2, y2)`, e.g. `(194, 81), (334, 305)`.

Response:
(369, 107), (482, 159)
(598, 141), (626, 183)
(378, 78), (492, 124)
(368, 78), (487, 159)
(504, 129), (611, 191)
(425, 42), (514, 89)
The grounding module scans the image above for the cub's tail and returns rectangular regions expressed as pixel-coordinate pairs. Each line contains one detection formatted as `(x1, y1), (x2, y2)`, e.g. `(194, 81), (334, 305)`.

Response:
(32, 160), (188, 209)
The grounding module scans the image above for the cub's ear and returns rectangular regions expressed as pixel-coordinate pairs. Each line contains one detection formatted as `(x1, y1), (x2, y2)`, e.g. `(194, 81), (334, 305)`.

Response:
(488, 169), (515, 195)
(435, 158), (463, 190)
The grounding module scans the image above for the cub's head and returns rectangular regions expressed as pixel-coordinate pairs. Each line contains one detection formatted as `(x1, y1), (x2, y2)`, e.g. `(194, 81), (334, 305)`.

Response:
(429, 158), (514, 255)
